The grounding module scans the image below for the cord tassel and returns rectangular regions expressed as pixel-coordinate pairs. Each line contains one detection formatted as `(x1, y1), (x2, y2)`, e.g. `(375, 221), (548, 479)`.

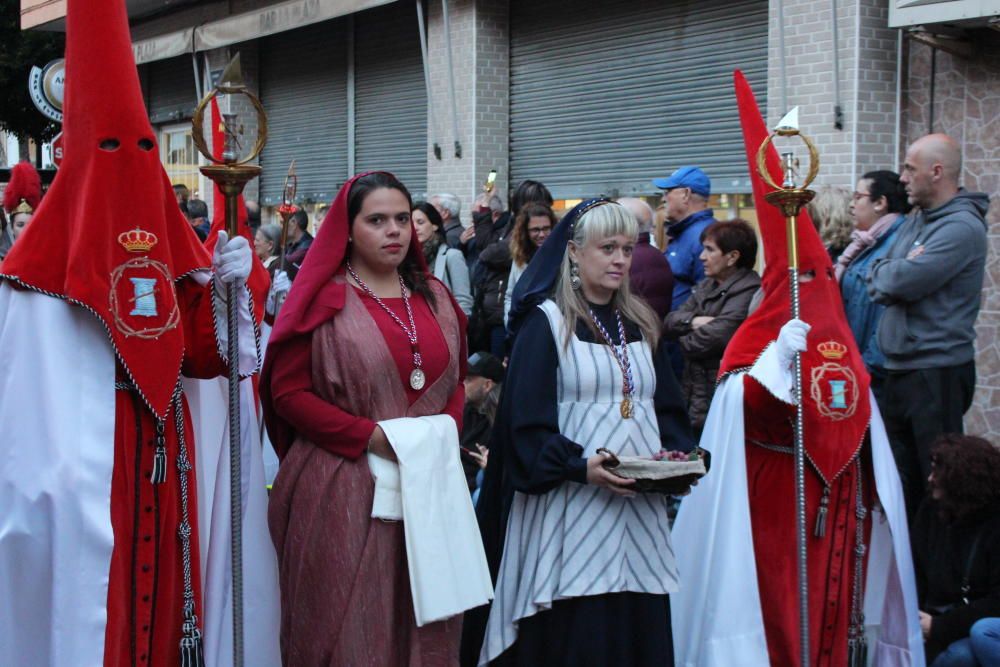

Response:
(814, 486), (830, 537)
(179, 620), (205, 667)
(151, 420), (167, 484)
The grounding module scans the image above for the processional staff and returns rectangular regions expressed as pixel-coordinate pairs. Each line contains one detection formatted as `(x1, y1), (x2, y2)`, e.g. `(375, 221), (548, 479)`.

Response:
(190, 54), (268, 667)
(755, 107), (820, 667)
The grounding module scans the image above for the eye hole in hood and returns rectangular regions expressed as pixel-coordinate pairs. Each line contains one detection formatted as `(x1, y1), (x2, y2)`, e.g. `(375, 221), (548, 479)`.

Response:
(99, 138), (121, 152)
(138, 138), (155, 152)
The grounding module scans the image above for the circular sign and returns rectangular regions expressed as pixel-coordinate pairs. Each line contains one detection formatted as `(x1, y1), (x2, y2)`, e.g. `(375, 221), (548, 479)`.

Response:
(29, 59), (65, 123)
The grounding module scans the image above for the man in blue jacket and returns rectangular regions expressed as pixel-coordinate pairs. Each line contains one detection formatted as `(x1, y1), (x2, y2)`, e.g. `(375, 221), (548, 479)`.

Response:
(654, 166), (718, 311)
(868, 133), (989, 520)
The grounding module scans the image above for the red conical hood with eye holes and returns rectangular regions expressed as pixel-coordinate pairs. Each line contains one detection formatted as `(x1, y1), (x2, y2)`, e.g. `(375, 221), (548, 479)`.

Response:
(720, 71), (870, 484)
(0, 0), (211, 418)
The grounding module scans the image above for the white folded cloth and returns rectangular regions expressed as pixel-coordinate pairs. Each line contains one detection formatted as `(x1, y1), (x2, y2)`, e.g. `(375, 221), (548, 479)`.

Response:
(375, 415), (494, 626)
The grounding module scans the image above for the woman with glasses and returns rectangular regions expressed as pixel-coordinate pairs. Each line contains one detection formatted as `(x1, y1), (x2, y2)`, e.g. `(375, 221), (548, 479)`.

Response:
(836, 170), (909, 400)
(502, 203), (557, 327)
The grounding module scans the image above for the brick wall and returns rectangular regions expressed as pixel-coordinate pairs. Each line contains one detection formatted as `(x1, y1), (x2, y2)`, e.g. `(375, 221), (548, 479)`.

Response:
(904, 35), (1000, 441)
(426, 0), (510, 221)
(767, 0), (899, 186)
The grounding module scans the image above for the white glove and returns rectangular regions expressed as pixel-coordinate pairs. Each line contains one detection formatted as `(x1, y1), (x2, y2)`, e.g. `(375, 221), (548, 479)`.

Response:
(213, 231), (252, 286)
(776, 318), (810, 368)
(266, 270), (291, 316)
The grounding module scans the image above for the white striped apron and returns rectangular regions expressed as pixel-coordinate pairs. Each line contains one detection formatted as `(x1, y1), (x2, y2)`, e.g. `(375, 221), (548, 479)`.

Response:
(480, 300), (679, 665)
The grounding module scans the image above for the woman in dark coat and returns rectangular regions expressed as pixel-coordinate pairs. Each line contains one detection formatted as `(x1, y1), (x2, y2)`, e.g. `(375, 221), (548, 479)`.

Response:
(664, 219), (760, 433)
(913, 434), (1000, 666)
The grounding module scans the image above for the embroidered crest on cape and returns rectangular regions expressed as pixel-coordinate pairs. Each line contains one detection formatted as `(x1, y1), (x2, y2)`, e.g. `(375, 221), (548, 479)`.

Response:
(809, 340), (859, 420)
(110, 257), (179, 338)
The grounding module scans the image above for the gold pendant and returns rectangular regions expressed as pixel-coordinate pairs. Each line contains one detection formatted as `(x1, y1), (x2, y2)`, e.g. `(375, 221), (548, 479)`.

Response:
(409, 368), (426, 391)
(620, 397), (633, 419)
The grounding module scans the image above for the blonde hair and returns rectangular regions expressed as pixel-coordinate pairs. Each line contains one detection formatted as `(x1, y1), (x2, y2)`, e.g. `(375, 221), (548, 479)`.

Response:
(554, 202), (662, 349)
(807, 185), (853, 253)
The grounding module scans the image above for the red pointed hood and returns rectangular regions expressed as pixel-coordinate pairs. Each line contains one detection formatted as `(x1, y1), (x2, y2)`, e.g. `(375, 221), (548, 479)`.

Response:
(1, 0), (211, 418)
(721, 71), (871, 482)
(3, 161), (42, 214)
(204, 96), (269, 324)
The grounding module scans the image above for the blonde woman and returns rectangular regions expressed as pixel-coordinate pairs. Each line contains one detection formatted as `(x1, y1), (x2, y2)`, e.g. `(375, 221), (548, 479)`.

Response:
(465, 199), (695, 667)
(807, 185), (854, 262)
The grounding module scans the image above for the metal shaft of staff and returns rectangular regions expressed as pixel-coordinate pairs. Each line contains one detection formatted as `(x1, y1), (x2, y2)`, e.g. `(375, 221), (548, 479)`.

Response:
(225, 193), (245, 667)
(787, 216), (810, 667)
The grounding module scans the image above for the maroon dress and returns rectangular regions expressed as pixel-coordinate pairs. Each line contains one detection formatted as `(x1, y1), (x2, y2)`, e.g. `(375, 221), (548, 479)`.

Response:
(268, 278), (465, 666)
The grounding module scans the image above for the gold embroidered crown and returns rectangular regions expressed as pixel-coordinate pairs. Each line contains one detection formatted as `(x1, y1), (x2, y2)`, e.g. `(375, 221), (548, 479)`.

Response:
(817, 340), (848, 360)
(118, 227), (158, 253)
(11, 198), (34, 216)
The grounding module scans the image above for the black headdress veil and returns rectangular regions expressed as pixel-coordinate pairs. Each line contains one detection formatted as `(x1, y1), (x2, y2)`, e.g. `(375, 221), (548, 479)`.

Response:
(460, 197), (612, 665)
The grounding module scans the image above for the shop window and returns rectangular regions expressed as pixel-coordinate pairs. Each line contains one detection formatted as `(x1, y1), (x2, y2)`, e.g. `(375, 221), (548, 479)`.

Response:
(159, 124), (201, 198)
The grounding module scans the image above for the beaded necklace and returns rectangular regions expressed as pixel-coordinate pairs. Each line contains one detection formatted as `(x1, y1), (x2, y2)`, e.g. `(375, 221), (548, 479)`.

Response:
(587, 306), (635, 419)
(346, 263), (426, 390)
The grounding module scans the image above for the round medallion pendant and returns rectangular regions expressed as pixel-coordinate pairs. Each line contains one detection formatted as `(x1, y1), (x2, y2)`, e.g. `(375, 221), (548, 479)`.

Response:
(410, 368), (426, 391)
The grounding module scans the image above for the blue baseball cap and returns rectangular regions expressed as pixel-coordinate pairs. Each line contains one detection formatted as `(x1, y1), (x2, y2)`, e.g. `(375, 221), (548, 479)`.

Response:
(652, 166), (711, 197)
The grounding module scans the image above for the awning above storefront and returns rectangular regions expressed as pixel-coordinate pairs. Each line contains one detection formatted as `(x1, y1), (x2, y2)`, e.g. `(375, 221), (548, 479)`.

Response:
(131, 0), (397, 65)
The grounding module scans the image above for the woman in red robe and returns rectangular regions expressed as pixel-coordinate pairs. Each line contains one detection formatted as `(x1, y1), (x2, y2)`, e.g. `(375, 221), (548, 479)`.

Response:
(262, 171), (467, 665)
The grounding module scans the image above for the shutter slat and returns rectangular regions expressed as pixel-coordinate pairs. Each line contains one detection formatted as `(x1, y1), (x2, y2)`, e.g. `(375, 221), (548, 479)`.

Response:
(510, 0), (768, 198)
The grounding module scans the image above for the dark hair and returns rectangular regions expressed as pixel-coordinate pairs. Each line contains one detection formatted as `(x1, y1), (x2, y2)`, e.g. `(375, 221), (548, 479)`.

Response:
(510, 203), (557, 267)
(510, 179), (553, 217)
(346, 172), (435, 307)
(290, 209), (309, 231)
(186, 198), (208, 220)
(412, 201), (446, 239)
(862, 170), (908, 215)
(172, 183), (190, 194)
(701, 219), (758, 270)
(930, 434), (1000, 522)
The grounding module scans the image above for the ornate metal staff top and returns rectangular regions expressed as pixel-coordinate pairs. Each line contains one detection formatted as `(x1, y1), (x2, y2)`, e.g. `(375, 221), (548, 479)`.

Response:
(276, 160), (299, 276)
(191, 52), (268, 667)
(754, 106), (819, 667)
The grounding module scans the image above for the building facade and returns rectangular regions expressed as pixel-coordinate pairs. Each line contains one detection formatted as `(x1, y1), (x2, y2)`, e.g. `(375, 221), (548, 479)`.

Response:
(20, 0), (1000, 438)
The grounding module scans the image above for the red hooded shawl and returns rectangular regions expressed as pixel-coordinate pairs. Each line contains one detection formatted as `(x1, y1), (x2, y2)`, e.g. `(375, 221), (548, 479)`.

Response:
(0, 0), (210, 418)
(261, 172), (464, 458)
(721, 71), (871, 483)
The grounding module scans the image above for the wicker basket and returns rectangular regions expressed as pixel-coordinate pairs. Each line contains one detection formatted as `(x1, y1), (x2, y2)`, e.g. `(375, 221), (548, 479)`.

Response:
(597, 448), (707, 494)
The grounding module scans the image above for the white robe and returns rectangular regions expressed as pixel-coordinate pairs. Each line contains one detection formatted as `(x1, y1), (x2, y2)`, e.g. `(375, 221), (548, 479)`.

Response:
(671, 345), (925, 667)
(0, 276), (259, 666)
(183, 373), (281, 667)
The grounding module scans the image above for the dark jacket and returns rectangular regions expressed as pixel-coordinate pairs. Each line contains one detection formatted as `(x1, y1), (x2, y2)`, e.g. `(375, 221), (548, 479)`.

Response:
(472, 211), (514, 327)
(629, 232), (674, 321)
(913, 499), (1000, 662)
(664, 267), (760, 429)
(460, 403), (492, 491)
(665, 208), (716, 310)
(443, 220), (464, 250)
(868, 190), (988, 370)
(284, 231), (314, 280)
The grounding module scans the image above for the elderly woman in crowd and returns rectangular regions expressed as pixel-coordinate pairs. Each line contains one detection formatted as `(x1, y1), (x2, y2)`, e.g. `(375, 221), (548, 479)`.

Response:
(254, 223), (283, 278)
(914, 434), (1000, 667)
(808, 185), (854, 262)
(836, 170), (909, 399)
(664, 219), (760, 435)
(502, 202), (556, 325)
(262, 172), (477, 665)
(414, 200), (473, 315)
(465, 199), (695, 666)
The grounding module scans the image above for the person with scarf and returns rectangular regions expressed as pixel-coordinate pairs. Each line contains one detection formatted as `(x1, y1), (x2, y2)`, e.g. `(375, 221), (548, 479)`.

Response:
(837, 170), (909, 401)
(502, 202), (556, 326)
(262, 171), (476, 665)
(670, 71), (923, 667)
(0, 0), (259, 664)
(414, 200), (473, 315)
(462, 198), (695, 667)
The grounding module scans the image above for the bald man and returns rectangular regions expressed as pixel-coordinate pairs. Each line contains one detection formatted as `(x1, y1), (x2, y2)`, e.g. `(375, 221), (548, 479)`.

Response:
(619, 197), (674, 321)
(868, 133), (989, 519)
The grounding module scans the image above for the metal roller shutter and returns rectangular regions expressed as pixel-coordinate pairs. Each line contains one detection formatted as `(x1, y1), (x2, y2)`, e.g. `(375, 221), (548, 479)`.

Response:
(260, 21), (349, 205)
(355, 3), (428, 194)
(146, 56), (197, 125)
(509, 0), (768, 199)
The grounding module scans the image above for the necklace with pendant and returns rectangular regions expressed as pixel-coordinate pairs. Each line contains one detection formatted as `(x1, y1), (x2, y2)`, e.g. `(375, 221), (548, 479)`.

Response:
(347, 263), (426, 390)
(587, 306), (635, 419)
